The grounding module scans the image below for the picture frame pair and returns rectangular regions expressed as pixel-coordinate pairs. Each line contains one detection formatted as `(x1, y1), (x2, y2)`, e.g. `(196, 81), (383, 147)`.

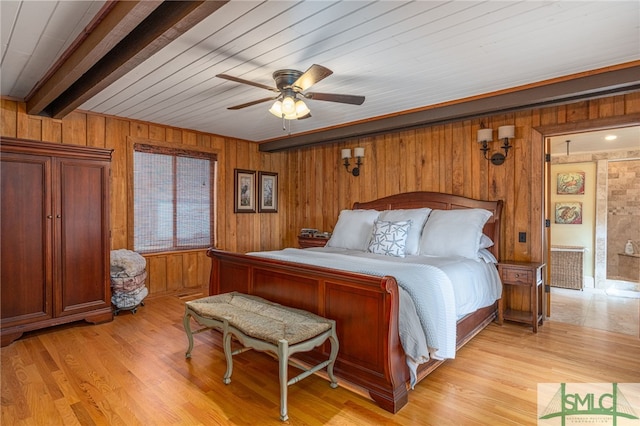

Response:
(234, 169), (278, 213)
(554, 171), (585, 224)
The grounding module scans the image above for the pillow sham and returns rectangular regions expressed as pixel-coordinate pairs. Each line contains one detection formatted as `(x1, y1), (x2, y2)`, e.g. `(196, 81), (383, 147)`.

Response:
(368, 220), (411, 257)
(326, 209), (380, 250)
(419, 208), (493, 259)
(479, 234), (494, 249)
(478, 248), (498, 263)
(378, 208), (432, 255)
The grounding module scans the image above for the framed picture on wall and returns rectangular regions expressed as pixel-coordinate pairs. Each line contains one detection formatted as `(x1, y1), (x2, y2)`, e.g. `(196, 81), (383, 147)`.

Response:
(555, 202), (582, 224)
(258, 171), (278, 213)
(234, 169), (256, 213)
(557, 171), (585, 195)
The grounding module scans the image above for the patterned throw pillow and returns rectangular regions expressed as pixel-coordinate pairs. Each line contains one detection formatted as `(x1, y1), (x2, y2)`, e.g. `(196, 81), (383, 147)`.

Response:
(378, 208), (431, 255)
(368, 220), (411, 257)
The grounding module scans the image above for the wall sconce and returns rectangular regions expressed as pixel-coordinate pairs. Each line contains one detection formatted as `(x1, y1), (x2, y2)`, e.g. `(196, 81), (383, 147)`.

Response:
(477, 124), (515, 166)
(342, 147), (364, 176)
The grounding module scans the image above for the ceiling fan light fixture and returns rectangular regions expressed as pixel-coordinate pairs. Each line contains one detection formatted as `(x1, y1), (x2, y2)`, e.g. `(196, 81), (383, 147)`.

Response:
(269, 98), (310, 120)
(295, 99), (310, 117)
(282, 95), (296, 115)
(269, 100), (283, 117)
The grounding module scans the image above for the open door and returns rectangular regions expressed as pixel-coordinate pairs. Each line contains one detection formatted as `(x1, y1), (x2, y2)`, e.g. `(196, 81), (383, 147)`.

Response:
(542, 124), (639, 319)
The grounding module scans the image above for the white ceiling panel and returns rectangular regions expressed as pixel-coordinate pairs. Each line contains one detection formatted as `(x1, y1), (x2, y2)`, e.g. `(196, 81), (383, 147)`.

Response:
(0, 1), (20, 52)
(550, 126), (640, 156)
(1, 0), (639, 145)
(1, 1), (106, 98)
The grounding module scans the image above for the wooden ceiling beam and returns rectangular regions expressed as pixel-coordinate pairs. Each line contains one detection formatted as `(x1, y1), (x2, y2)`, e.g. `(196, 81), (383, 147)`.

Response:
(25, 0), (162, 116)
(26, 0), (228, 119)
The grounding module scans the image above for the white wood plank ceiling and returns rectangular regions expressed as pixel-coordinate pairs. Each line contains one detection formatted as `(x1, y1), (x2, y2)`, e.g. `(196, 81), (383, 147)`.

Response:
(2, 1), (639, 147)
(1, 0), (106, 97)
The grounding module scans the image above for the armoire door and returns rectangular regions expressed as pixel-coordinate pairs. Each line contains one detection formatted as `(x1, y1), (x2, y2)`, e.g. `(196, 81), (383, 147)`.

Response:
(0, 153), (54, 326)
(54, 158), (111, 316)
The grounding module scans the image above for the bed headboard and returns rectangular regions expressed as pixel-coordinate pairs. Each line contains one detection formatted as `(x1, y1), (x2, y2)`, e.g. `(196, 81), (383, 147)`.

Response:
(353, 191), (503, 261)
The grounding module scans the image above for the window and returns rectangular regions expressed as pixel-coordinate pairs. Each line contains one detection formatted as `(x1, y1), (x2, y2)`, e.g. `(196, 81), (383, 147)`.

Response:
(133, 143), (216, 253)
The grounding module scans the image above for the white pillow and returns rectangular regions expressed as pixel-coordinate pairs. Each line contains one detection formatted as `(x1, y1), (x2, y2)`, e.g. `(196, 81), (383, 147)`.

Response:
(378, 208), (431, 255)
(478, 248), (498, 263)
(368, 220), (411, 257)
(326, 209), (380, 250)
(419, 209), (493, 259)
(479, 234), (494, 249)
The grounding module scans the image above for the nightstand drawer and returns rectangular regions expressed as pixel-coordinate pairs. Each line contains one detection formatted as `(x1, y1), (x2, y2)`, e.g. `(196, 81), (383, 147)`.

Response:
(501, 268), (532, 284)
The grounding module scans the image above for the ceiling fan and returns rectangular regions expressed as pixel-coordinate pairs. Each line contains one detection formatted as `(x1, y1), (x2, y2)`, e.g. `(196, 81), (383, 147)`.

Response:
(216, 64), (365, 120)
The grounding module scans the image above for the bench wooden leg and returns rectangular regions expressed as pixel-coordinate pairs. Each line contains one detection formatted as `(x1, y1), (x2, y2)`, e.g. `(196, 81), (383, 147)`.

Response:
(327, 323), (339, 388)
(183, 306), (226, 360)
(223, 319), (233, 385)
(278, 339), (290, 422)
(183, 309), (194, 359)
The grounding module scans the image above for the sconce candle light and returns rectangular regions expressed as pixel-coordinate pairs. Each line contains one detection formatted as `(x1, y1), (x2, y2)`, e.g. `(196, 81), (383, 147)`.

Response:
(342, 147), (364, 176)
(477, 124), (515, 166)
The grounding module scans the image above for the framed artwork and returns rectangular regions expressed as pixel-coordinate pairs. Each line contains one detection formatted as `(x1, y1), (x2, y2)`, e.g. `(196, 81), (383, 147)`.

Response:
(555, 202), (582, 224)
(258, 171), (278, 213)
(557, 172), (585, 195)
(234, 169), (256, 213)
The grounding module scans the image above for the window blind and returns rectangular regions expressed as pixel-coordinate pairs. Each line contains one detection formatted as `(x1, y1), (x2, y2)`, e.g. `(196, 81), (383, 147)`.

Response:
(133, 143), (216, 253)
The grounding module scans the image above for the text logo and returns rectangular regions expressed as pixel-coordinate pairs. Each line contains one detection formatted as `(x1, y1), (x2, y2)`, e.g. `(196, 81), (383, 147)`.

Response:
(538, 383), (639, 425)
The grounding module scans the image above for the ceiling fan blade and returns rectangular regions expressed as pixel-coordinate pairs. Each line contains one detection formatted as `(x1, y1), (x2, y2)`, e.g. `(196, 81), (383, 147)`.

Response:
(304, 92), (365, 105)
(292, 64), (333, 92)
(216, 74), (279, 93)
(227, 96), (278, 110)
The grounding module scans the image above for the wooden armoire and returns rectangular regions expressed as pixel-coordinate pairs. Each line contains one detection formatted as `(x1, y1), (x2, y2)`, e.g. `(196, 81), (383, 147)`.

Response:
(1, 137), (113, 346)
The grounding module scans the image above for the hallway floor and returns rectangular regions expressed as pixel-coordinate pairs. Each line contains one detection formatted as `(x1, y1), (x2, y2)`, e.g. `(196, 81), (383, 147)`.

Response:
(549, 284), (640, 337)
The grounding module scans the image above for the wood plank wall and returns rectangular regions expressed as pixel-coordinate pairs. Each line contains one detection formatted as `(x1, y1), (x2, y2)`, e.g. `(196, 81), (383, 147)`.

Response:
(2, 92), (639, 296)
(0, 100), (287, 297)
(282, 93), (640, 263)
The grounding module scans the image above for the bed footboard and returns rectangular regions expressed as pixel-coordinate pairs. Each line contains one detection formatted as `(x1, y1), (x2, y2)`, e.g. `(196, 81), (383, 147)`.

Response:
(207, 248), (410, 413)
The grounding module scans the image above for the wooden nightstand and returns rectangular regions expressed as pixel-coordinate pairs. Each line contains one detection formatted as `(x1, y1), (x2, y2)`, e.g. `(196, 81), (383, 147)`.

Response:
(497, 261), (545, 333)
(298, 235), (329, 248)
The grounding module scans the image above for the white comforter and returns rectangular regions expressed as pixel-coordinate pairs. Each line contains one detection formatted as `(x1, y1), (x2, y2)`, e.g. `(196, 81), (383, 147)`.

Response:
(248, 247), (502, 385)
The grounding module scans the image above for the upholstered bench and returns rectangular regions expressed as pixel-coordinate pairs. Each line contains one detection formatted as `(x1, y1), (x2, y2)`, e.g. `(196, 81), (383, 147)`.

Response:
(183, 292), (339, 421)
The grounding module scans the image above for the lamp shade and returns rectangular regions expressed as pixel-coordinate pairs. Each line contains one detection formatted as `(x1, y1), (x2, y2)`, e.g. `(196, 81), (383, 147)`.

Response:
(341, 149), (351, 159)
(354, 147), (364, 158)
(282, 96), (296, 115)
(498, 125), (515, 139)
(477, 128), (493, 143)
(269, 100), (283, 118)
(295, 99), (310, 117)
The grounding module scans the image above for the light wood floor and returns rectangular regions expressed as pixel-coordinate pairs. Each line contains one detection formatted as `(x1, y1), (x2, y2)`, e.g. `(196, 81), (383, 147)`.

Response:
(2, 295), (639, 425)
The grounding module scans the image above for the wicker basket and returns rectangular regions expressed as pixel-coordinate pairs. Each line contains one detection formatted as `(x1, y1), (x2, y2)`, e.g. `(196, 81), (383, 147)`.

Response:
(551, 246), (584, 290)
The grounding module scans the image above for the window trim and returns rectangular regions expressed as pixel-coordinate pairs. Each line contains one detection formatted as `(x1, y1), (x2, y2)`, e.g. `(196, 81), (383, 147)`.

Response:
(126, 137), (218, 252)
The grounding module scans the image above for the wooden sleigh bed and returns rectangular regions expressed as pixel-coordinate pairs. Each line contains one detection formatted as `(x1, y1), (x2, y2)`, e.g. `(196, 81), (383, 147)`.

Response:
(207, 191), (503, 413)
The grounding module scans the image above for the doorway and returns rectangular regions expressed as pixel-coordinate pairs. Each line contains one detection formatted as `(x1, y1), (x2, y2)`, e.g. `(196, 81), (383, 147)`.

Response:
(546, 126), (639, 336)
